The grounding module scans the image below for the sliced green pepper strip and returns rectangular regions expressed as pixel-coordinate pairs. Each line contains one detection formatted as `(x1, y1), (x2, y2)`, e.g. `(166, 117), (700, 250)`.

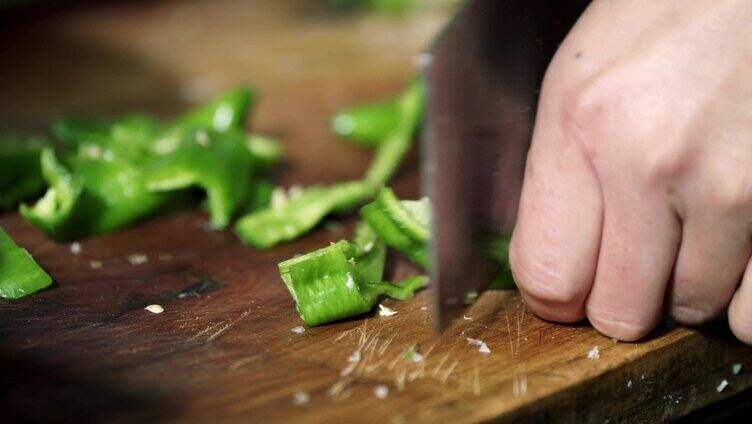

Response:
(331, 99), (399, 147)
(279, 222), (426, 326)
(362, 188), (516, 290)
(364, 79), (424, 187)
(235, 181), (374, 249)
(146, 128), (253, 229)
(176, 87), (255, 132)
(0, 135), (47, 209)
(246, 134), (282, 171)
(242, 180), (274, 214)
(20, 149), (86, 240)
(366, 275), (428, 300)
(235, 81), (421, 248)
(21, 143), (175, 240)
(51, 117), (110, 147)
(69, 149), (175, 234)
(361, 187), (430, 267)
(0, 226), (52, 299)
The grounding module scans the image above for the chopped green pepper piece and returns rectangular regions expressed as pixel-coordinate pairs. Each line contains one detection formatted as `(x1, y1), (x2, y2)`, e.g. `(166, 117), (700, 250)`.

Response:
(362, 188), (516, 290)
(279, 222), (426, 326)
(331, 99), (399, 147)
(246, 134), (282, 171)
(364, 79), (424, 187)
(146, 128), (253, 229)
(235, 81), (423, 248)
(0, 226), (52, 299)
(21, 88), (264, 239)
(19, 149), (86, 240)
(176, 87), (255, 132)
(361, 187), (430, 267)
(21, 147), (173, 240)
(235, 181), (374, 249)
(0, 134), (47, 209)
(51, 117), (110, 147)
(242, 180), (275, 214)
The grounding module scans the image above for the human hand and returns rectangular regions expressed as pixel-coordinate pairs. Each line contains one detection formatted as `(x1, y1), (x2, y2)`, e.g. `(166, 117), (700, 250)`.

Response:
(510, 0), (752, 342)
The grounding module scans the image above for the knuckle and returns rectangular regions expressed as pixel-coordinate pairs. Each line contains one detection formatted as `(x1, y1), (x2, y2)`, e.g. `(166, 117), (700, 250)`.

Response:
(587, 303), (656, 342)
(549, 72), (691, 187)
(554, 83), (606, 159)
(702, 171), (752, 214)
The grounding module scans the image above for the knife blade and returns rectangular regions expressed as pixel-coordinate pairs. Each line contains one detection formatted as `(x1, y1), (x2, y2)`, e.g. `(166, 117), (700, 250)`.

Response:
(423, 0), (589, 331)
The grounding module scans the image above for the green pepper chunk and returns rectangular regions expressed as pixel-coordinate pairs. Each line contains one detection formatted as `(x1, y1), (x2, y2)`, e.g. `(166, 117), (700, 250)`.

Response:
(331, 99), (399, 147)
(21, 147), (174, 240)
(361, 187), (429, 267)
(146, 128), (254, 229)
(246, 134), (282, 171)
(175, 87), (255, 133)
(51, 117), (110, 148)
(235, 181), (374, 249)
(279, 222), (427, 326)
(0, 226), (52, 299)
(364, 79), (424, 187)
(19, 149), (86, 240)
(21, 88), (263, 239)
(242, 180), (275, 214)
(362, 188), (516, 290)
(0, 134), (47, 209)
(235, 81), (423, 248)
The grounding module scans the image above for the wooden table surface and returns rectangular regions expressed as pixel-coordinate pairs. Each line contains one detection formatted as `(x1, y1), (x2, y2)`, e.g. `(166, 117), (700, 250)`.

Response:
(2, 1), (751, 422)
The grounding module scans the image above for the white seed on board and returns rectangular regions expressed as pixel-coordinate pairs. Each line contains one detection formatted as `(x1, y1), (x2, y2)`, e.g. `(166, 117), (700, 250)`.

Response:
(145, 304), (164, 314)
(378, 304), (397, 317)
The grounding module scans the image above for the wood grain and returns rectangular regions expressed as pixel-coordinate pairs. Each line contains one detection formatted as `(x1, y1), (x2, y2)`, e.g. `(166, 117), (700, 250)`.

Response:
(1, 1), (751, 422)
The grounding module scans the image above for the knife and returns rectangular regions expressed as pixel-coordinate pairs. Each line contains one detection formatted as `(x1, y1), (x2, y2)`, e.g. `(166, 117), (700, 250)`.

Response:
(423, 0), (589, 331)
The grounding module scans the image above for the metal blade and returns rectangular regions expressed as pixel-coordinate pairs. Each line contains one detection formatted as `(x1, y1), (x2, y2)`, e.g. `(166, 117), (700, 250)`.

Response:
(423, 0), (589, 331)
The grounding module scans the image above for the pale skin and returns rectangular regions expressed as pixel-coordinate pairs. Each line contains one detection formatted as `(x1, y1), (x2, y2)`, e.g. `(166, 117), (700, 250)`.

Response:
(510, 0), (752, 343)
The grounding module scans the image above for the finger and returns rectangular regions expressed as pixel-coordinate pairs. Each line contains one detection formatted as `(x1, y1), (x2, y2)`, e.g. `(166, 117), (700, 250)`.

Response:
(668, 213), (750, 325)
(586, 189), (680, 341)
(510, 88), (603, 323)
(728, 257), (752, 345)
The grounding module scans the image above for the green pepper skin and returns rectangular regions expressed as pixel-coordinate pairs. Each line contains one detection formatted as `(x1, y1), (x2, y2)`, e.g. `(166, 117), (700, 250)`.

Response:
(235, 181), (374, 249)
(242, 180), (274, 214)
(51, 117), (110, 148)
(176, 87), (255, 132)
(0, 226), (52, 299)
(0, 135), (46, 209)
(21, 148), (173, 240)
(20, 149), (87, 240)
(146, 128), (254, 229)
(235, 81), (422, 249)
(246, 134), (282, 171)
(364, 79), (424, 187)
(21, 88), (261, 239)
(331, 99), (399, 147)
(279, 222), (426, 326)
(361, 187), (430, 267)
(362, 188), (516, 289)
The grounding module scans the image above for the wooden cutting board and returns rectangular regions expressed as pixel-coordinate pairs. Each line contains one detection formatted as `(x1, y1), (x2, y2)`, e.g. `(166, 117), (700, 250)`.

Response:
(1, 1), (751, 422)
